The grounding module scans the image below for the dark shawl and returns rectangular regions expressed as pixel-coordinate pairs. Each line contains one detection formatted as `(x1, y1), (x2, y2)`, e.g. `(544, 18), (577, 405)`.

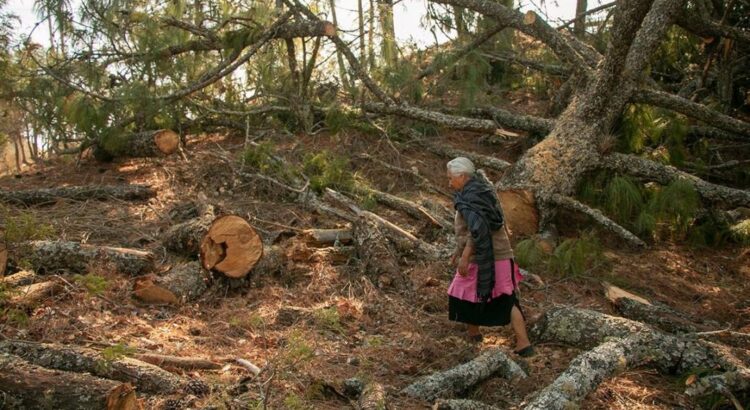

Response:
(454, 176), (505, 301)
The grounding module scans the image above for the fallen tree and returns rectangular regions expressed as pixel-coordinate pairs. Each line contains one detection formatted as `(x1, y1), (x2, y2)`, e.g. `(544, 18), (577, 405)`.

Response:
(0, 339), (184, 394)
(94, 129), (180, 160)
(0, 353), (139, 410)
(401, 348), (527, 402)
(24, 240), (155, 275)
(0, 184), (155, 206)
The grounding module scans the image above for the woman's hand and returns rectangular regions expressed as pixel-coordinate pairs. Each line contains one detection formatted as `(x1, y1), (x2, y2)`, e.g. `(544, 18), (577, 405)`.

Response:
(457, 256), (470, 276)
(449, 253), (459, 266)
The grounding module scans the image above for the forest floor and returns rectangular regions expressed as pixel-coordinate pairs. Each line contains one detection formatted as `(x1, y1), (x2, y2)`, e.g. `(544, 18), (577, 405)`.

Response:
(1, 123), (749, 409)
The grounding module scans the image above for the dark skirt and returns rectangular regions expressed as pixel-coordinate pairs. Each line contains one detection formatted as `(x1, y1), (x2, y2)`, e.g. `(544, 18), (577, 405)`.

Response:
(448, 293), (518, 326)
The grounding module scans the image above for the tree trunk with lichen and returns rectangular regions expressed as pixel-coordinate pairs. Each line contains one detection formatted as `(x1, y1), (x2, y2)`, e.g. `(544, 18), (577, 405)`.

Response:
(0, 340), (183, 394)
(0, 354), (139, 410)
(24, 240), (155, 276)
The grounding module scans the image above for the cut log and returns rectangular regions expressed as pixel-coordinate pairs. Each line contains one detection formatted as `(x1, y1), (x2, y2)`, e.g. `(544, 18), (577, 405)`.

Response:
(358, 382), (389, 410)
(352, 185), (452, 229)
(133, 353), (222, 371)
(163, 205), (216, 257)
(402, 348), (527, 401)
(0, 353), (138, 410)
(424, 143), (511, 172)
(604, 282), (704, 334)
(0, 243), (7, 276)
(199, 215), (263, 278)
(302, 228), (353, 247)
(352, 217), (400, 280)
(96, 129), (180, 159)
(685, 369), (750, 398)
(0, 184), (155, 206)
(0, 269), (38, 287)
(26, 240), (155, 275)
(8, 280), (63, 309)
(528, 306), (749, 410)
(133, 261), (209, 304)
(434, 399), (501, 410)
(0, 340), (183, 394)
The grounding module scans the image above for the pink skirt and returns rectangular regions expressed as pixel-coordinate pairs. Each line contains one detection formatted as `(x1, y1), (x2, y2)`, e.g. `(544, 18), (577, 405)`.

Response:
(447, 259), (523, 303)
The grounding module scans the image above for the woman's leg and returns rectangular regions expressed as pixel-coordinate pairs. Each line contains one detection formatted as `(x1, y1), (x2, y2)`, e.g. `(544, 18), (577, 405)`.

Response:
(467, 324), (481, 337)
(510, 305), (531, 350)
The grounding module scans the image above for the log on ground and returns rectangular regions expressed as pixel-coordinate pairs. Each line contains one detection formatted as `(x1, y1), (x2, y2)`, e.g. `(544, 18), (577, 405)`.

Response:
(433, 399), (501, 410)
(26, 240), (155, 275)
(163, 205), (216, 257)
(302, 228), (353, 247)
(7, 280), (64, 309)
(604, 282), (704, 333)
(0, 340), (183, 394)
(133, 353), (222, 371)
(402, 348), (527, 401)
(133, 261), (209, 304)
(199, 215), (264, 278)
(0, 184), (155, 206)
(0, 353), (138, 410)
(358, 381), (389, 410)
(0, 269), (38, 287)
(95, 129), (180, 160)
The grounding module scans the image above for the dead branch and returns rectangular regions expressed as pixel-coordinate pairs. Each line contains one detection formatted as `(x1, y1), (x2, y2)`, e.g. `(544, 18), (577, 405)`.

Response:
(549, 194), (646, 247)
(0, 184), (155, 206)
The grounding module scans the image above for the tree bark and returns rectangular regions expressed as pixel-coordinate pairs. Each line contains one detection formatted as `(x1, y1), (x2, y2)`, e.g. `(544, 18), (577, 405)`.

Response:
(352, 185), (452, 229)
(199, 215), (264, 278)
(95, 129), (180, 159)
(133, 261), (209, 304)
(685, 369), (750, 398)
(0, 340), (183, 394)
(0, 353), (138, 410)
(549, 194), (646, 247)
(574, 0), (588, 38)
(358, 381), (390, 410)
(401, 348), (527, 401)
(133, 353), (222, 371)
(163, 205), (216, 257)
(631, 88), (750, 138)
(7, 280), (64, 309)
(434, 399), (500, 410)
(466, 106), (555, 135)
(0, 270), (38, 287)
(604, 153), (750, 208)
(0, 184), (155, 206)
(25, 240), (155, 276)
(302, 228), (353, 247)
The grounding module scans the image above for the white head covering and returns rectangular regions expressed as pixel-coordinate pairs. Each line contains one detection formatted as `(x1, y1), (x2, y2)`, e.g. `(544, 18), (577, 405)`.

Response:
(447, 157), (476, 176)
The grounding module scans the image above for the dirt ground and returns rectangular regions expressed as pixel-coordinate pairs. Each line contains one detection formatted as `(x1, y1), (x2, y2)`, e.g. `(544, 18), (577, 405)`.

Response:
(1, 128), (748, 409)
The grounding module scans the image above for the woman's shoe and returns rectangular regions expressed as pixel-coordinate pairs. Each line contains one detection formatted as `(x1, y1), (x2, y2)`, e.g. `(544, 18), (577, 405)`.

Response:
(513, 345), (535, 357)
(467, 333), (483, 343)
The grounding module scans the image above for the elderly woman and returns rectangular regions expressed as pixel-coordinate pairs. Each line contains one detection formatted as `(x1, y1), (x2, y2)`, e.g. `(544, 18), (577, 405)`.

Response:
(447, 157), (533, 356)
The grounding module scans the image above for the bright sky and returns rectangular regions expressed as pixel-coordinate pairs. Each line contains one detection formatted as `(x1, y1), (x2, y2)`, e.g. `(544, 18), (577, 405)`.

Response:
(7, 0), (590, 48)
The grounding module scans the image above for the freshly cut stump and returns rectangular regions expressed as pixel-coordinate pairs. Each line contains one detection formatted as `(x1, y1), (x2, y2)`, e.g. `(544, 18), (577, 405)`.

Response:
(200, 215), (263, 278)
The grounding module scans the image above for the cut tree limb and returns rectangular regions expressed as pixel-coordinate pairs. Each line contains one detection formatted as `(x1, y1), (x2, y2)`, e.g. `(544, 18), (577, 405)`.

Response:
(402, 348), (527, 401)
(302, 228), (353, 247)
(7, 280), (64, 309)
(163, 205), (216, 257)
(0, 353), (138, 410)
(96, 129), (180, 159)
(604, 153), (750, 208)
(358, 381), (390, 410)
(433, 399), (500, 410)
(480, 51), (570, 76)
(199, 215), (264, 278)
(0, 340), (183, 394)
(424, 143), (512, 172)
(133, 353), (222, 371)
(0, 184), (155, 206)
(133, 261), (209, 304)
(631, 88), (750, 138)
(550, 194), (646, 247)
(26, 240), (155, 275)
(364, 102), (519, 138)
(352, 185), (452, 229)
(0, 269), (37, 287)
(604, 282), (705, 333)
(685, 369), (750, 398)
(676, 9), (750, 46)
(466, 106), (555, 135)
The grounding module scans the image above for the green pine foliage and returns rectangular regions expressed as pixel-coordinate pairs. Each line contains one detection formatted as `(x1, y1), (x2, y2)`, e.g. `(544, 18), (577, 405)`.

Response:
(0, 206), (55, 245)
(302, 151), (354, 193)
(515, 233), (605, 277)
(618, 104), (689, 165)
(514, 237), (548, 272)
(730, 219), (750, 245)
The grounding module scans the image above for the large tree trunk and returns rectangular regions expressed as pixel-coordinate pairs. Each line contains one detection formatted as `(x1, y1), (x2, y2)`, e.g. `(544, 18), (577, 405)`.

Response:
(0, 354), (138, 410)
(0, 340), (184, 394)
(0, 184), (155, 206)
(25, 240), (155, 276)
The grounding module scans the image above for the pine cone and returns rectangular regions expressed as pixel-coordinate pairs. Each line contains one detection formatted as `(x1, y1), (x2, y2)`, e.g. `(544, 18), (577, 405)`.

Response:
(184, 379), (211, 397)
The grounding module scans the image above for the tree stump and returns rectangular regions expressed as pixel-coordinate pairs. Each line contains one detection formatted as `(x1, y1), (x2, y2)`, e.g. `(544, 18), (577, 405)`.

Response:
(199, 215), (263, 278)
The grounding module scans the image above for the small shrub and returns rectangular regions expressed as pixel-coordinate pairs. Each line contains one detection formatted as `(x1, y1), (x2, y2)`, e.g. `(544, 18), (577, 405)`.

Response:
(96, 343), (136, 372)
(604, 175), (644, 222)
(730, 219), (750, 245)
(2, 308), (29, 327)
(0, 207), (55, 244)
(302, 151), (354, 193)
(646, 179), (700, 240)
(312, 307), (344, 334)
(73, 274), (110, 296)
(283, 330), (314, 365)
(283, 393), (309, 410)
(548, 233), (604, 277)
(514, 238), (547, 272)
